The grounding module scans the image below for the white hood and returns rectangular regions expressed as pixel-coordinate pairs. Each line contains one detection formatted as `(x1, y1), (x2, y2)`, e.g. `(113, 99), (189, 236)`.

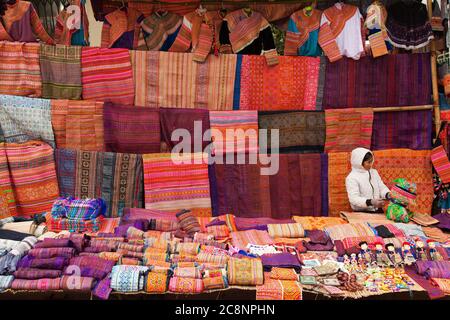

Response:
(351, 147), (373, 172)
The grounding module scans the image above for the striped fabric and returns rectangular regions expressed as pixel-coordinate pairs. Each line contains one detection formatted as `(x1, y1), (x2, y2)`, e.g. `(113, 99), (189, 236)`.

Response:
(324, 223), (376, 241)
(230, 230), (274, 251)
(317, 23), (342, 62)
(239, 56), (320, 111)
(209, 111), (258, 154)
(0, 42), (41, 97)
(292, 216), (347, 230)
(169, 276), (204, 293)
(267, 223), (305, 238)
(327, 152), (353, 216)
(368, 31), (388, 58)
(60, 275), (95, 291)
(11, 278), (61, 290)
(39, 44), (82, 100)
(173, 267), (203, 279)
(54, 149), (143, 217)
(0, 95), (54, 148)
(196, 252), (229, 266)
(45, 213), (103, 233)
(5, 141), (59, 216)
(324, 108), (374, 152)
(256, 278), (302, 300)
(132, 51), (236, 110)
(81, 47), (134, 105)
(145, 272), (168, 293)
(270, 268), (299, 281)
(143, 153), (212, 217)
(0, 144), (16, 218)
(50, 99), (104, 151)
(227, 257), (264, 286)
(431, 145), (450, 183)
(431, 278), (450, 294)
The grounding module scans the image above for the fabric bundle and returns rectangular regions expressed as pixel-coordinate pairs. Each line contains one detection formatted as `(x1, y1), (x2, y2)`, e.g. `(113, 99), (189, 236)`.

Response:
(46, 214), (103, 233)
(148, 219), (178, 232)
(227, 258), (264, 286)
(17, 256), (68, 270)
(203, 276), (228, 291)
(292, 216), (347, 230)
(173, 267), (203, 279)
(51, 197), (106, 221)
(11, 278), (61, 290)
(261, 253), (302, 271)
(28, 247), (75, 259)
(0, 42), (41, 97)
(144, 271), (168, 293)
(269, 268), (298, 281)
(386, 178), (416, 223)
(143, 153), (212, 217)
(176, 210), (202, 236)
(81, 47), (134, 105)
(66, 256), (115, 280)
(110, 265), (149, 292)
(0, 275), (14, 292)
(267, 223), (305, 238)
(256, 277), (302, 300)
(60, 275), (96, 292)
(324, 223), (376, 242)
(55, 149), (143, 217)
(0, 95), (54, 147)
(13, 268), (61, 279)
(39, 44), (82, 100)
(230, 230), (274, 251)
(196, 253), (229, 266)
(176, 242), (200, 256)
(415, 261), (450, 279)
(168, 276), (204, 293)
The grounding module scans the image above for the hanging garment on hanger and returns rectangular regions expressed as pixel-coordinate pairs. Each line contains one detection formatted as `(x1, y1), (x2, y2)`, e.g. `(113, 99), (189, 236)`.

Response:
(365, 1), (391, 57)
(219, 8), (279, 66)
(0, 0), (54, 44)
(136, 11), (182, 51)
(101, 7), (144, 49)
(285, 8), (322, 56)
(386, 0), (434, 50)
(318, 3), (364, 62)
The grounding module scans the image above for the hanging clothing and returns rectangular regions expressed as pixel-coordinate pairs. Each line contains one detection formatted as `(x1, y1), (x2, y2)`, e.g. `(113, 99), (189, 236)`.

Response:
(100, 7), (144, 49)
(220, 9), (279, 66)
(318, 3), (365, 62)
(0, 0), (54, 44)
(54, 0), (89, 46)
(386, 0), (434, 50)
(365, 0), (392, 53)
(284, 8), (322, 56)
(169, 9), (224, 63)
(136, 11), (181, 51)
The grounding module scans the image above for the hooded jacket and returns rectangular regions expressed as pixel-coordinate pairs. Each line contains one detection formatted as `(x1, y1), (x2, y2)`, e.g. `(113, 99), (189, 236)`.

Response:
(345, 147), (390, 212)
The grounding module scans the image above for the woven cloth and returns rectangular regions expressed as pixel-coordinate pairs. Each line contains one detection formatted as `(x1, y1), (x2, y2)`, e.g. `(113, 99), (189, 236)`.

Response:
(28, 247), (75, 259)
(45, 213), (104, 233)
(0, 42), (41, 97)
(51, 197), (106, 220)
(132, 51), (236, 110)
(50, 99), (105, 151)
(291, 216), (347, 230)
(230, 230), (274, 251)
(267, 223), (305, 238)
(239, 55), (320, 111)
(39, 44), (82, 100)
(227, 257), (264, 286)
(173, 267), (203, 279)
(13, 268), (62, 279)
(431, 145), (450, 183)
(327, 151), (353, 216)
(256, 277), (302, 300)
(324, 222), (376, 241)
(324, 108), (374, 153)
(110, 265), (149, 292)
(209, 110), (258, 155)
(103, 102), (160, 154)
(60, 275), (95, 292)
(81, 47), (134, 105)
(431, 278), (450, 294)
(323, 53), (432, 108)
(145, 271), (168, 293)
(54, 148), (143, 217)
(11, 278), (61, 290)
(4, 141), (59, 216)
(0, 95), (55, 147)
(143, 153), (212, 217)
(168, 276), (204, 293)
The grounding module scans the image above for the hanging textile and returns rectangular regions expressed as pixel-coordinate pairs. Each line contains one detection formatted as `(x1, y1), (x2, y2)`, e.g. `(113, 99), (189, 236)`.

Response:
(39, 44), (82, 100)
(131, 51), (236, 110)
(318, 3), (364, 62)
(0, 42), (41, 97)
(364, 0), (391, 57)
(386, 0), (434, 50)
(100, 8), (144, 49)
(371, 110), (433, 150)
(239, 56), (320, 111)
(136, 11), (182, 51)
(0, 0), (54, 44)
(54, 0), (90, 46)
(285, 8), (322, 57)
(327, 152), (352, 216)
(54, 149), (143, 217)
(143, 153), (212, 217)
(209, 110), (258, 155)
(103, 102), (160, 154)
(5, 141), (59, 217)
(50, 99), (104, 151)
(211, 154), (328, 218)
(373, 149), (433, 215)
(323, 53), (432, 109)
(0, 95), (54, 148)
(159, 108), (211, 152)
(81, 47), (134, 105)
(0, 144), (16, 218)
(258, 111), (325, 153)
(324, 108), (374, 153)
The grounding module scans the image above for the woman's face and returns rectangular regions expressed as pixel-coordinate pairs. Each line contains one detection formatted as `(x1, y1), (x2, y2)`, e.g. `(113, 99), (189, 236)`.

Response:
(362, 157), (374, 170)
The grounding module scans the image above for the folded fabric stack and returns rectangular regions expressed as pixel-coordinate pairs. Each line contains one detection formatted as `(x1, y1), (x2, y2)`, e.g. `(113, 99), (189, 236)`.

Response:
(46, 197), (107, 233)
(0, 236), (37, 276)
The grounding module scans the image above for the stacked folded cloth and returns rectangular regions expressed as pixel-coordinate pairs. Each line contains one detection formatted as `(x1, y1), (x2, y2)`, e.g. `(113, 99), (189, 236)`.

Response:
(46, 197), (106, 233)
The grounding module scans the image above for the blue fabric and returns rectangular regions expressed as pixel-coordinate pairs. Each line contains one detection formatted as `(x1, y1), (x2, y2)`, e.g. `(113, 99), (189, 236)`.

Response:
(161, 25), (181, 51)
(233, 55), (242, 110)
(369, 28), (392, 50)
(439, 93), (450, 111)
(287, 19), (321, 57)
(71, 0), (88, 46)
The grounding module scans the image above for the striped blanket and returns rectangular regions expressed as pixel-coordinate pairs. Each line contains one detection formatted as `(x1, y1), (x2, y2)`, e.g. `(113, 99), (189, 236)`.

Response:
(324, 223), (376, 241)
(51, 99), (104, 151)
(230, 230), (274, 251)
(4, 141), (59, 217)
(0, 144), (15, 218)
(81, 47), (134, 105)
(239, 56), (320, 111)
(55, 149), (143, 217)
(0, 95), (54, 148)
(327, 152), (353, 216)
(132, 51), (236, 110)
(39, 44), (82, 100)
(143, 153), (212, 217)
(324, 108), (374, 153)
(209, 110), (258, 154)
(0, 42), (41, 97)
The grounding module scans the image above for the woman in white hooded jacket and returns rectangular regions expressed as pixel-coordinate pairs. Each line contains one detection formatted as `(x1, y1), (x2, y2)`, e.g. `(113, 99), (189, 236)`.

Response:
(345, 147), (391, 213)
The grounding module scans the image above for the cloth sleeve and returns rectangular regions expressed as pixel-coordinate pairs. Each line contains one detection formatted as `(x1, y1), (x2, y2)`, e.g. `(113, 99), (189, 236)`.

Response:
(169, 16), (193, 52)
(218, 20), (233, 53)
(260, 26), (279, 66)
(374, 170), (391, 199)
(345, 175), (370, 209)
(284, 18), (302, 56)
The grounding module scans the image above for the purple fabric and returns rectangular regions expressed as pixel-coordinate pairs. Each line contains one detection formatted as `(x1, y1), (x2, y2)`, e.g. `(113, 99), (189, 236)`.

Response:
(261, 253), (302, 271)
(205, 218), (226, 227)
(17, 256), (68, 270)
(304, 239), (334, 251)
(96, 233), (117, 238)
(114, 225), (131, 237)
(235, 217), (295, 231)
(13, 268), (62, 279)
(8, 6), (38, 42)
(405, 265), (445, 300)
(34, 239), (74, 249)
(83, 245), (115, 253)
(433, 212), (450, 231)
(306, 230), (330, 245)
(121, 208), (177, 222)
(93, 276), (112, 300)
(66, 256), (115, 280)
(28, 247), (76, 259)
(69, 233), (88, 253)
(415, 260), (450, 278)
(321, 153), (329, 216)
(371, 110), (432, 150)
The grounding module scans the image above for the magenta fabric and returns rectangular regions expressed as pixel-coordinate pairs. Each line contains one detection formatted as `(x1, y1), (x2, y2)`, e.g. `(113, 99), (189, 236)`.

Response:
(235, 217), (295, 231)
(34, 239), (74, 249)
(261, 253), (302, 271)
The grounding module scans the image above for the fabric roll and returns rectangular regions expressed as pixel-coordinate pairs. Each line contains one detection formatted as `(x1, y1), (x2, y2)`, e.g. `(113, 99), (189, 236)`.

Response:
(60, 275), (96, 292)
(11, 278), (61, 290)
(28, 248), (75, 259)
(173, 267), (203, 279)
(17, 256), (68, 270)
(168, 276), (204, 293)
(267, 223), (305, 238)
(0, 275), (14, 291)
(13, 268), (62, 279)
(269, 268), (298, 281)
(145, 271), (168, 293)
(66, 256), (115, 280)
(203, 276), (228, 291)
(110, 265), (149, 292)
(227, 257), (264, 286)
